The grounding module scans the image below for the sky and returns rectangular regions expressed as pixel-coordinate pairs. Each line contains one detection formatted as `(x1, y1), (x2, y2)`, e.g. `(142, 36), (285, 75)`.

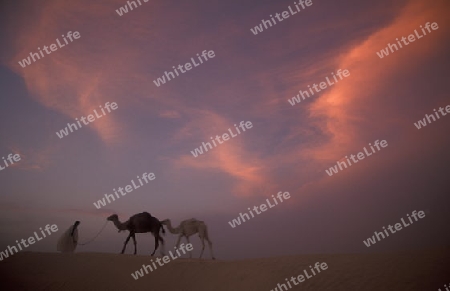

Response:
(0, 0), (449, 260)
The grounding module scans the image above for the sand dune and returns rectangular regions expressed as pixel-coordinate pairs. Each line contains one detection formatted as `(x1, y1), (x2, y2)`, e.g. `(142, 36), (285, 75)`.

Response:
(1, 248), (449, 291)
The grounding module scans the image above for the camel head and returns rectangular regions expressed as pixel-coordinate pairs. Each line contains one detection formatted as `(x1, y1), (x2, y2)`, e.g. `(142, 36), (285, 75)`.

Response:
(160, 219), (182, 234)
(107, 214), (119, 221)
(107, 214), (125, 232)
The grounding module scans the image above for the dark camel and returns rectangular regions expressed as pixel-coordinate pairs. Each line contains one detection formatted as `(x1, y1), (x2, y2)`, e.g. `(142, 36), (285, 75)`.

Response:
(107, 212), (165, 256)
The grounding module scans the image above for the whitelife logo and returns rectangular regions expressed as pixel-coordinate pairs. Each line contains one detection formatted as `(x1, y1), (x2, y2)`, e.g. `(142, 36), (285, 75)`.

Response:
(250, 0), (313, 35)
(363, 210), (426, 247)
(93, 172), (155, 209)
(228, 192), (290, 228)
(18, 31), (81, 68)
(115, 0), (149, 16)
(153, 50), (216, 87)
(0, 153), (21, 172)
(190, 121), (253, 158)
(325, 140), (388, 177)
(0, 224), (58, 261)
(376, 22), (439, 59)
(131, 243), (193, 280)
(55, 102), (118, 139)
(414, 104), (450, 129)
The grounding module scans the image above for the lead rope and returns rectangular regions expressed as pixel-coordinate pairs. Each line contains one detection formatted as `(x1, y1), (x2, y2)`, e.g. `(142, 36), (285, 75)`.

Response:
(77, 220), (109, 246)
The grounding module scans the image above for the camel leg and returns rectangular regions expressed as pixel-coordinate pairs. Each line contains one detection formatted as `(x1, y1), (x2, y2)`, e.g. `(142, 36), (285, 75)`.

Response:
(207, 238), (215, 260)
(151, 234), (159, 256)
(186, 236), (192, 259)
(132, 233), (137, 255)
(203, 226), (215, 260)
(175, 235), (182, 249)
(158, 236), (165, 256)
(199, 236), (205, 259)
(173, 235), (184, 257)
(121, 233), (132, 254)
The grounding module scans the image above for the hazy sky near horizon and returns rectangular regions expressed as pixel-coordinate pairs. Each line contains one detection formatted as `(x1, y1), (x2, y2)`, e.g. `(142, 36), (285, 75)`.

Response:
(1, 0), (449, 260)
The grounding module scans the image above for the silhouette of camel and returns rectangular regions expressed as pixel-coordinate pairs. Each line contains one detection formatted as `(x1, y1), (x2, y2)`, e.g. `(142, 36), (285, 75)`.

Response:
(107, 212), (165, 256)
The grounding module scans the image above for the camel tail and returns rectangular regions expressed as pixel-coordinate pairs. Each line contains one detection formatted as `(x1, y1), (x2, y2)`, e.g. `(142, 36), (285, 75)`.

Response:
(160, 223), (166, 235)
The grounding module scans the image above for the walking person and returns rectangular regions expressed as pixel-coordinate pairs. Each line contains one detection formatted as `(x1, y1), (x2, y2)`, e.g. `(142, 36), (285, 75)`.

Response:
(57, 221), (80, 253)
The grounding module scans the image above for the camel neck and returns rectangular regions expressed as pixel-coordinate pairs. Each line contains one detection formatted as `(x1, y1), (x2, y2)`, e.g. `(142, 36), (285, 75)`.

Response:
(113, 219), (127, 231)
(166, 221), (180, 234)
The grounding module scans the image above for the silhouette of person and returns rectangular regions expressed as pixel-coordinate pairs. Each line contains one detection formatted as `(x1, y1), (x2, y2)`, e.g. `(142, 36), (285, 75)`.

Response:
(57, 221), (80, 253)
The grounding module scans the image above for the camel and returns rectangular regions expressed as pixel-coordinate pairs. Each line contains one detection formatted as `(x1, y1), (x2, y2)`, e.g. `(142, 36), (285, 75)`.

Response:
(161, 218), (215, 260)
(107, 212), (165, 256)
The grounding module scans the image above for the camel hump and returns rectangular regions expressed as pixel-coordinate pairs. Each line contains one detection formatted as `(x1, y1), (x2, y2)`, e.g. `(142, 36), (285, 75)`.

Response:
(130, 212), (153, 221)
(185, 218), (204, 225)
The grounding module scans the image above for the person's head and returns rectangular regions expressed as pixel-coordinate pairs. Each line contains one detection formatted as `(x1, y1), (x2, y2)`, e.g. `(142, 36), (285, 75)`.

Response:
(74, 221), (80, 227)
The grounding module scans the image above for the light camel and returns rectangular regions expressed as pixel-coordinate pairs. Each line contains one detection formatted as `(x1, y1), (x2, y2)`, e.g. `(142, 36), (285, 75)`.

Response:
(107, 212), (165, 256)
(162, 218), (215, 260)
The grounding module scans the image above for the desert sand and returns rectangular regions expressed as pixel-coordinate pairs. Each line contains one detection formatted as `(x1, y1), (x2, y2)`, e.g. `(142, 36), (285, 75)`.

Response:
(1, 248), (449, 291)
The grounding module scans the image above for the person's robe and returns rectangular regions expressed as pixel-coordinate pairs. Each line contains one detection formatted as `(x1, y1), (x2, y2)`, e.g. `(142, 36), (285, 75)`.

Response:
(57, 225), (78, 253)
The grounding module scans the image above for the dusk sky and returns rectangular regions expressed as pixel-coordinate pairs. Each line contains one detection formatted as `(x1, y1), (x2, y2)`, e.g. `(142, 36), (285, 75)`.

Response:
(0, 0), (449, 260)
